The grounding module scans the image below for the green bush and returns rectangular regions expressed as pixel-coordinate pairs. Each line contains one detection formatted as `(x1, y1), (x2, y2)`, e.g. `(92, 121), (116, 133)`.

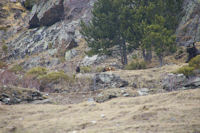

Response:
(189, 55), (200, 69)
(176, 66), (195, 77)
(39, 71), (71, 83)
(80, 66), (92, 73)
(9, 64), (24, 73)
(95, 67), (104, 72)
(48, 43), (53, 49)
(2, 44), (8, 54)
(25, 67), (48, 78)
(124, 60), (146, 70)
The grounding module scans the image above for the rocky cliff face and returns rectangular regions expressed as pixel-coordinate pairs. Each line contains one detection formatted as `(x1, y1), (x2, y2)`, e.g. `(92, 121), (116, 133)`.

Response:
(4, 0), (95, 62)
(1, 0), (200, 62)
(176, 0), (200, 46)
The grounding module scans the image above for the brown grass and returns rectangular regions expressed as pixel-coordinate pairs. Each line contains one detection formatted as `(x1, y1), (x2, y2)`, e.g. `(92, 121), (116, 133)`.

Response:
(111, 64), (185, 89)
(0, 89), (199, 133)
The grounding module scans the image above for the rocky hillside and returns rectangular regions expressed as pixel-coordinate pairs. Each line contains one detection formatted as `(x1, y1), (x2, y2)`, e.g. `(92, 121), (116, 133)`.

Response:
(3, 0), (96, 66)
(0, 0), (200, 132)
(176, 0), (200, 46)
(0, 0), (199, 65)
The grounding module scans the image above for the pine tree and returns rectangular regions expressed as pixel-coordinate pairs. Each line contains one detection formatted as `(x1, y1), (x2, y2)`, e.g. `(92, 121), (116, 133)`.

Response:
(81, 0), (134, 65)
(142, 15), (176, 66)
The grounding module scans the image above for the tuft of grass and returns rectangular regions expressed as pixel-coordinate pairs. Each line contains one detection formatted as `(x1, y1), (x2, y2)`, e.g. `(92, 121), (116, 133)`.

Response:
(125, 60), (146, 70)
(38, 71), (71, 83)
(176, 55), (200, 77)
(0, 61), (7, 69)
(25, 67), (48, 79)
(95, 67), (104, 72)
(0, 26), (7, 31)
(2, 44), (8, 54)
(175, 66), (195, 77)
(48, 43), (53, 49)
(189, 55), (200, 69)
(9, 64), (24, 73)
(80, 66), (92, 73)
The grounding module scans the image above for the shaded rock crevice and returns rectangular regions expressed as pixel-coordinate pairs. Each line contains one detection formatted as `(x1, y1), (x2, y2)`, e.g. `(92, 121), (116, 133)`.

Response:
(29, 0), (64, 28)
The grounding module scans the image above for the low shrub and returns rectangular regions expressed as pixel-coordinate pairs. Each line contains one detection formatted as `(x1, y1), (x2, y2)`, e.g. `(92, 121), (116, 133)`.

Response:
(176, 66), (195, 77)
(38, 71), (71, 83)
(2, 44), (8, 54)
(124, 60), (146, 70)
(48, 43), (53, 49)
(9, 64), (24, 73)
(0, 61), (7, 69)
(95, 67), (105, 72)
(189, 55), (200, 69)
(80, 66), (92, 73)
(25, 67), (48, 79)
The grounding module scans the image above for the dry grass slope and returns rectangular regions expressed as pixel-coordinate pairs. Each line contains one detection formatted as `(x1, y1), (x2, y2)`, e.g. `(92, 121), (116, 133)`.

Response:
(0, 89), (200, 133)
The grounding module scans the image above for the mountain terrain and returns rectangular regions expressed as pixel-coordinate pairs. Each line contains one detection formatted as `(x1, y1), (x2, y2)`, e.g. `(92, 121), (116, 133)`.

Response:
(0, 0), (200, 133)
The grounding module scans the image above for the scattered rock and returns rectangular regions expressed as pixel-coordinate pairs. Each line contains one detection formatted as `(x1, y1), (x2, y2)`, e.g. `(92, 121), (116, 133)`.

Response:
(94, 88), (138, 103)
(93, 73), (128, 90)
(162, 73), (200, 91)
(162, 73), (187, 91)
(22, 56), (60, 69)
(65, 49), (77, 60)
(185, 77), (200, 88)
(0, 86), (46, 105)
(81, 55), (106, 66)
(137, 88), (150, 96)
(31, 99), (52, 104)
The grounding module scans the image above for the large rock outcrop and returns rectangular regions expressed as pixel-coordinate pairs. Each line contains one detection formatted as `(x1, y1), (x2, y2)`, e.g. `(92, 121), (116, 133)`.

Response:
(0, 86), (46, 105)
(7, 0), (95, 59)
(92, 73), (129, 90)
(29, 0), (64, 28)
(176, 0), (200, 46)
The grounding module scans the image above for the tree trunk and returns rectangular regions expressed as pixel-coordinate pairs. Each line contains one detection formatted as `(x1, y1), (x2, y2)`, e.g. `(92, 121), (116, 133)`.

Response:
(158, 56), (163, 66)
(143, 49), (152, 62)
(121, 39), (127, 65)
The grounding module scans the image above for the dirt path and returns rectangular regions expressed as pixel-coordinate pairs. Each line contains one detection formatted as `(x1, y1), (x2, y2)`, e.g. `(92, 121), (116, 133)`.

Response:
(0, 89), (200, 133)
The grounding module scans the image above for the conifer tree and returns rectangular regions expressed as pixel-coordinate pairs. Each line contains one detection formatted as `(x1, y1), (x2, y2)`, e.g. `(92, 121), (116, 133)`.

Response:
(81, 0), (134, 65)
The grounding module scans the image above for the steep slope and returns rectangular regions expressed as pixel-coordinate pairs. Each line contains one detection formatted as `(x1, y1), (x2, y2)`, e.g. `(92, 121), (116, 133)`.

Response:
(176, 0), (200, 46)
(5, 0), (95, 61)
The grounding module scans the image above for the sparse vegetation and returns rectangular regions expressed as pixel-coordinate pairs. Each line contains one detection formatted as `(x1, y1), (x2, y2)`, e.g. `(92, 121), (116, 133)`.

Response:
(39, 71), (71, 83)
(9, 64), (24, 73)
(95, 67), (105, 72)
(125, 60), (146, 70)
(2, 44), (8, 54)
(80, 66), (92, 73)
(48, 43), (53, 49)
(176, 66), (195, 77)
(0, 61), (7, 69)
(25, 67), (48, 79)
(176, 55), (200, 76)
(188, 55), (200, 69)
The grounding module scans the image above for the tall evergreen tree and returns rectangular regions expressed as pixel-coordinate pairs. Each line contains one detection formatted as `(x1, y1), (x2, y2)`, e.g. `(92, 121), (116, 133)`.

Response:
(81, 0), (134, 65)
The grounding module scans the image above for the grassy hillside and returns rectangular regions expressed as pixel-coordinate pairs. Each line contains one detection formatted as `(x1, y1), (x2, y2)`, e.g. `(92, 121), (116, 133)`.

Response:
(0, 89), (200, 133)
